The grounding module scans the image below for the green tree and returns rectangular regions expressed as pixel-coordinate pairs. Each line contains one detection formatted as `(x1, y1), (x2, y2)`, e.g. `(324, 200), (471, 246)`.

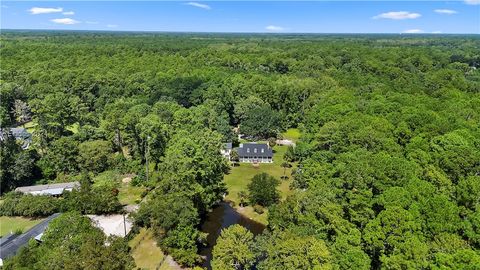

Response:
(257, 230), (332, 270)
(281, 162), (291, 180)
(241, 105), (280, 139)
(136, 194), (201, 266)
(212, 225), (255, 270)
(247, 173), (280, 207)
(4, 212), (134, 270)
(77, 140), (113, 173)
(238, 191), (248, 207)
(37, 136), (79, 179)
(30, 92), (82, 140)
(234, 96), (265, 125)
(0, 133), (37, 193)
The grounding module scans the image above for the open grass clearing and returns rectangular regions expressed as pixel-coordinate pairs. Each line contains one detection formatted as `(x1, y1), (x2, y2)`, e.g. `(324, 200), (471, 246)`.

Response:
(118, 184), (145, 205)
(224, 144), (295, 224)
(282, 128), (301, 142)
(21, 120), (79, 134)
(129, 228), (174, 270)
(93, 170), (145, 205)
(0, 216), (45, 237)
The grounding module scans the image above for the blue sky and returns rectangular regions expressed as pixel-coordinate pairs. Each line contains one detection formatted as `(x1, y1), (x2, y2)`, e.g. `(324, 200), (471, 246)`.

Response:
(1, 1), (479, 33)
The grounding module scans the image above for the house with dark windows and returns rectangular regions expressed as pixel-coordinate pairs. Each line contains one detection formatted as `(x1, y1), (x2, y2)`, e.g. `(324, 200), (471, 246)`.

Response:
(237, 143), (273, 163)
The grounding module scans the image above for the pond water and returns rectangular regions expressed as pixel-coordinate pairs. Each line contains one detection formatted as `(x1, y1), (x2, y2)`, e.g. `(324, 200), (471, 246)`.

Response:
(199, 201), (266, 269)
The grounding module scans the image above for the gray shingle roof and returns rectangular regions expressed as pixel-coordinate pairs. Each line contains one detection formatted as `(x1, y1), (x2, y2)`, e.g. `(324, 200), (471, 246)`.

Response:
(0, 213), (60, 260)
(0, 128), (32, 149)
(237, 143), (273, 158)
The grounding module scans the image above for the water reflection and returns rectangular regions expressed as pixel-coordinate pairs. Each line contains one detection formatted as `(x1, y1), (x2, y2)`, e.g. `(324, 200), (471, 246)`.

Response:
(200, 201), (266, 269)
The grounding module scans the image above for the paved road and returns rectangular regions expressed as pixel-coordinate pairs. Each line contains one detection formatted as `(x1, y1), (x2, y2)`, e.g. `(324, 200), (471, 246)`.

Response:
(0, 213), (60, 260)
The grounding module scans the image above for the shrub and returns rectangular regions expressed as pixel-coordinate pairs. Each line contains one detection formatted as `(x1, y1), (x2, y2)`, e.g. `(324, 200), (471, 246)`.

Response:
(0, 193), (59, 217)
(253, 204), (264, 214)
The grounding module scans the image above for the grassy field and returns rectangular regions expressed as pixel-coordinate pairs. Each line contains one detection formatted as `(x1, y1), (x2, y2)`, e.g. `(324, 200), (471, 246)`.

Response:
(0, 216), (45, 237)
(119, 184), (145, 205)
(93, 170), (145, 205)
(283, 128), (301, 142)
(129, 228), (173, 270)
(224, 144), (295, 224)
(22, 120), (79, 134)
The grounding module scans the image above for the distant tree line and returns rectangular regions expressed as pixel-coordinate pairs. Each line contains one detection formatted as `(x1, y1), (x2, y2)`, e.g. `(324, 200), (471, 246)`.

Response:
(0, 32), (479, 269)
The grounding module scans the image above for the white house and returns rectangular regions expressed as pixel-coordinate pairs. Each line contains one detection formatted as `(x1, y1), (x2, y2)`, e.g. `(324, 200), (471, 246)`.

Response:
(221, 142), (233, 160)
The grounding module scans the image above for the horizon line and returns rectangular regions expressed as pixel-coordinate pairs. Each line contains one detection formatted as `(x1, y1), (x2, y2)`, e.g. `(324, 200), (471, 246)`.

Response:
(2, 29), (479, 35)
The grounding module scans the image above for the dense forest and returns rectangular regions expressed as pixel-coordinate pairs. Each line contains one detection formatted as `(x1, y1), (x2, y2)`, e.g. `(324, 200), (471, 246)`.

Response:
(1, 31), (479, 269)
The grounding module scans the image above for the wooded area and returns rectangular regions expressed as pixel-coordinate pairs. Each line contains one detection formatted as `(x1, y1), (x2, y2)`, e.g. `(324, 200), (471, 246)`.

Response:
(1, 31), (479, 269)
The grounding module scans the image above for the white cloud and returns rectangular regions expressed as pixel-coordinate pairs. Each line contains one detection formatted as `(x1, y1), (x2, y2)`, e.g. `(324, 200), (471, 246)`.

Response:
(62, 11), (75, 15)
(434, 9), (457, 14)
(185, 2), (211, 10)
(29, 7), (63, 15)
(107, 24), (118, 28)
(432, 31), (443, 34)
(373, 11), (421, 20)
(465, 0), (480, 5)
(402, 29), (424, 34)
(265, 25), (285, 32)
(51, 18), (80, 25)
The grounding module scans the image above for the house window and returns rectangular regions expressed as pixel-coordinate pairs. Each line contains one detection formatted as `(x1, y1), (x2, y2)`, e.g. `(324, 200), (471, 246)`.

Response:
(261, 149), (264, 153)
(254, 148), (257, 153)
(247, 148), (250, 153)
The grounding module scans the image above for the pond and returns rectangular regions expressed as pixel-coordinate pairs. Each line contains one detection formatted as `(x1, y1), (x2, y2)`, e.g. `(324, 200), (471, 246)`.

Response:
(200, 201), (266, 269)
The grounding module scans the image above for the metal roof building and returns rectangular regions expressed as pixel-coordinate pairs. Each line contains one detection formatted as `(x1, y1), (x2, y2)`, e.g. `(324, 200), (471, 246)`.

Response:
(15, 182), (80, 196)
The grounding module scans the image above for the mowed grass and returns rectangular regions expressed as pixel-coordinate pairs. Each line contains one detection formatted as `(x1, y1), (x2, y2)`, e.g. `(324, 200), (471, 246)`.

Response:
(129, 228), (172, 270)
(0, 216), (45, 237)
(118, 184), (145, 205)
(224, 144), (295, 224)
(22, 120), (79, 134)
(283, 128), (301, 142)
(93, 170), (145, 205)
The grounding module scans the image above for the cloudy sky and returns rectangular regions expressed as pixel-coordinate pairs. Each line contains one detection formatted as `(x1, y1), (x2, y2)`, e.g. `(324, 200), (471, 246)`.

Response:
(1, 1), (479, 33)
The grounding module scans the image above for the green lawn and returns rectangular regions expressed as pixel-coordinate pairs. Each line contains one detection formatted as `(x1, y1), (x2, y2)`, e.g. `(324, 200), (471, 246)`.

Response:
(93, 170), (145, 205)
(118, 184), (145, 205)
(282, 128), (301, 142)
(23, 120), (38, 134)
(129, 228), (171, 270)
(224, 144), (295, 224)
(0, 216), (45, 237)
(22, 120), (79, 134)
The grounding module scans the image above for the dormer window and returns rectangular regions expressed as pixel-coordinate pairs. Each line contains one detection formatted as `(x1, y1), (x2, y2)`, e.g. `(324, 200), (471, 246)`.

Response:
(254, 148), (257, 153)
(261, 149), (264, 153)
(247, 148), (250, 153)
